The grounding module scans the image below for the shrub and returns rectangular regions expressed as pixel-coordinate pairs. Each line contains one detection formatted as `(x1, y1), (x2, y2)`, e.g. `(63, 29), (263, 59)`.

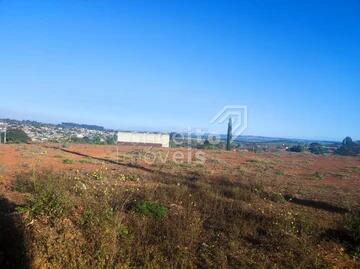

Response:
(288, 145), (305, 153)
(17, 179), (70, 220)
(197, 139), (218, 150)
(308, 143), (327, 155)
(133, 201), (167, 219)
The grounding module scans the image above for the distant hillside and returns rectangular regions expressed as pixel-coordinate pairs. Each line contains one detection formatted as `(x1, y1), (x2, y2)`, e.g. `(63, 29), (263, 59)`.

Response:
(233, 135), (339, 145)
(59, 122), (105, 131)
(0, 118), (341, 144)
(185, 133), (339, 145)
(0, 118), (108, 132)
(0, 119), (54, 128)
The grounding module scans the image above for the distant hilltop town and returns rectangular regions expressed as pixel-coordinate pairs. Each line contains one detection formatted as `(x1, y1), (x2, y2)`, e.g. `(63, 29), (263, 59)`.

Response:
(1, 118), (357, 156)
(0, 118), (116, 144)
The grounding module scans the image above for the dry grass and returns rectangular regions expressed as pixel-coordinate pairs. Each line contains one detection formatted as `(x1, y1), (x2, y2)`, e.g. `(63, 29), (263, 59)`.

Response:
(9, 169), (345, 268)
(1, 144), (359, 268)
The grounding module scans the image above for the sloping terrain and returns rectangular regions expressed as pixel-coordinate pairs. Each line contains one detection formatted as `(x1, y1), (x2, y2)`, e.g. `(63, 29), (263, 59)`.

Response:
(0, 144), (359, 268)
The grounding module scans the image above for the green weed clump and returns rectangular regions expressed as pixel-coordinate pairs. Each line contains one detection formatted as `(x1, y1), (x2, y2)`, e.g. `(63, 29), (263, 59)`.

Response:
(63, 159), (74, 164)
(79, 157), (95, 164)
(133, 200), (167, 219)
(17, 175), (70, 220)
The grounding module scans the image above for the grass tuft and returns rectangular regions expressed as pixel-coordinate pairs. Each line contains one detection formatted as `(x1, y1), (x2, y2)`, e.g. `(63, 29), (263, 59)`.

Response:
(63, 159), (74, 164)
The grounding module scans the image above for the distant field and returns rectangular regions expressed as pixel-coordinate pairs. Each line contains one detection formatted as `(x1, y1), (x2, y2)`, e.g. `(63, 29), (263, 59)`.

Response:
(0, 143), (359, 268)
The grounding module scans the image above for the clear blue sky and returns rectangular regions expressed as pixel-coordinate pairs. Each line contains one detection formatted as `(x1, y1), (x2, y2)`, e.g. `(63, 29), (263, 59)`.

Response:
(0, 0), (359, 141)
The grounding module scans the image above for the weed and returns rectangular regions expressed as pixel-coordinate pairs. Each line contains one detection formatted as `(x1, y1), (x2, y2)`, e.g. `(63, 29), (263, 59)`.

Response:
(117, 224), (129, 237)
(79, 157), (95, 164)
(118, 174), (140, 182)
(250, 182), (286, 203)
(11, 175), (35, 193)
(268, 192), (287, 203)
(17, 179), (70, 220)
(80, 207), (114, 232)
(247, 159), (274, 171)
(63, 159), (74, 164)
(90, 170), (104, 180)
(313, 171), (324, 180)
(132, 200), (167, 219)
(344, 212), (360, 260)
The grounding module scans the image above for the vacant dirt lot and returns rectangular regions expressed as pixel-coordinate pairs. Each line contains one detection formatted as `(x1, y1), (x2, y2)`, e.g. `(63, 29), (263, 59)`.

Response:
(0, 143), (359, 268)
(1, 143), (359, 208)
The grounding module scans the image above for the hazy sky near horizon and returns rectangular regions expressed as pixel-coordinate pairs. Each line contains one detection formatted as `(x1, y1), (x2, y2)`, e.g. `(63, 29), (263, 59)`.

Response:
(0, 0), (359, 141)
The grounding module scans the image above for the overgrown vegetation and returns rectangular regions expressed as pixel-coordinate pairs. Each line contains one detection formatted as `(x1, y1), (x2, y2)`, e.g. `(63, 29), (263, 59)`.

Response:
(9, 169), (342, 268)
(17, 179), (70, 221)
(132, 200), (167, 219)
(336, 137), (360, 156)
(344, 211), (360, 260)
(69, 134), (117, 145)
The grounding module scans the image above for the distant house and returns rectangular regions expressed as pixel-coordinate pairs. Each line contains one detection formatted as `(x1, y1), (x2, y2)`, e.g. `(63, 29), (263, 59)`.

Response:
(117, 131), (170, 148)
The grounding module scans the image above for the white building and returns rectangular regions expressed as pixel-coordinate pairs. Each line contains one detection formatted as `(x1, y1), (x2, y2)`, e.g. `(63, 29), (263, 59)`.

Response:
(117, 131), (170, 148)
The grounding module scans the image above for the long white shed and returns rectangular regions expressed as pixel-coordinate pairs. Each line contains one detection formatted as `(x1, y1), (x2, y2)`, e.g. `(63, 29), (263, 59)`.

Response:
(117, 131), (170, 148)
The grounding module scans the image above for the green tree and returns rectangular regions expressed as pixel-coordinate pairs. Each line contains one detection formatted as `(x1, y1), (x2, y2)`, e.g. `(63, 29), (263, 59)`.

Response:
(288, 145), (305, 153)
(105, 135), (117, 145)
(92, 136), (103, 145)
(308, 143), (327, 155)
(226, 117), (232, 151)
(336, 137), (360, 156)
(6, 129), (30, 143)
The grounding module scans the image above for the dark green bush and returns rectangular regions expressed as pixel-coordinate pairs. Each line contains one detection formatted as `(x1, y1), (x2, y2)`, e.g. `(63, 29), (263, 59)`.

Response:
(308, 143), (327, 155)
(288, 145), (305, 153)
(5, 129), (30, 143)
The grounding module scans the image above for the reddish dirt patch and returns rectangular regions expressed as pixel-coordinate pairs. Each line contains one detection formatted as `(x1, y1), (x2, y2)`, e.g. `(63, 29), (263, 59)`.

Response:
(1, 143), (359, 209)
